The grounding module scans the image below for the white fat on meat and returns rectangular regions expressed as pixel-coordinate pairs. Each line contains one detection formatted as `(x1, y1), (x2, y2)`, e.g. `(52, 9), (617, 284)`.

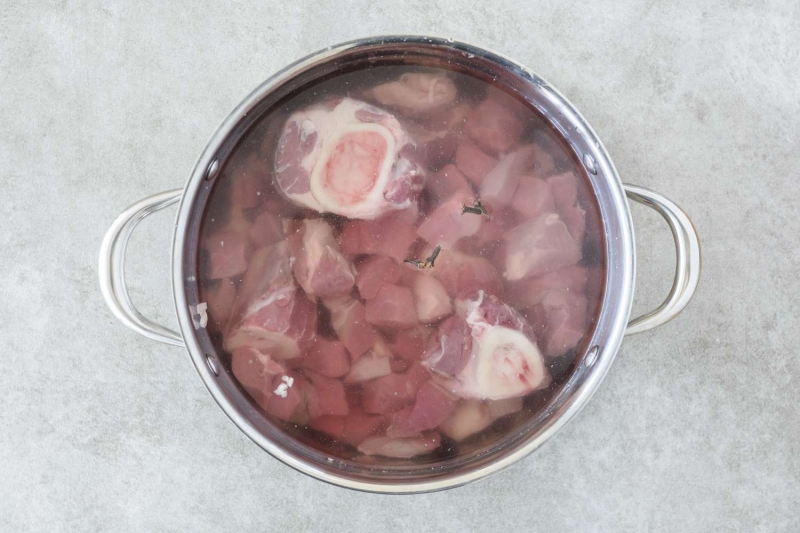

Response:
(274, 98), (423, 219)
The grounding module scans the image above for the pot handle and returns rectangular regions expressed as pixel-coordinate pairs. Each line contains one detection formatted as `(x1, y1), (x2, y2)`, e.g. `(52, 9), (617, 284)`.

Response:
(98, 189), (186, 347)
(624, 184), (701, 335)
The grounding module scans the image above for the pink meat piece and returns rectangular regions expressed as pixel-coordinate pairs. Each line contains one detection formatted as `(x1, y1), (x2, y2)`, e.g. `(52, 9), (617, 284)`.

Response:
(249, 211), (284, 248)
(386, 381), (457, 438)
(306, 371), (349, 418)
(205, 229), (252, 280)
(400, 126), (458, 172)
(389, 327), (433, 371)
(223, 210), (253, 243)
(548, 171), (586, 243)
(512, 175), (556, 219)
(433, 249), (504, 299)
(265, 371), (308, 422)
(361, 364), (431, 415)
(341, 209), (419, 261)
(358, 432), (441, 459)
(366, 72), (457, 116)
(410, 273), (452, 323)
(504, 213), (582, 281)
(439, 400), (493, 441)
(531, 290), (589, 357)
(441, 291), (550, 400)
(455, 140), (498, 186)
(231, 175), (265, 210)
(345, 341), (393, 383)
(310, 416), (346, 440)
(475, 207), (519, 246)
(486, 396), (525, 419)
(355, 255), (404, 300)
(438, 396), (528, 441)
(289, 218), (355, 298)
(230, 153), (269, 209)
(205, 279), (236, 329)
(466, 89), (525, 154)
(365, 284), (419, 330)
(530, 141), (556, 176)
(421, 103), (473, 134)
(274, 98), (423, 219)
(224, 242), (317, 358)
(417, 194), (483, 249)
(481, 145), (535, 208)
(423, 316), (473, 376)
(506, 265), (589, 309)
(230, 347), (285, 407)
(322, 297), (379, 361)
(342, 410), (386, 446)
(303, 338), (350, 378)
(426, 164), (472, 203)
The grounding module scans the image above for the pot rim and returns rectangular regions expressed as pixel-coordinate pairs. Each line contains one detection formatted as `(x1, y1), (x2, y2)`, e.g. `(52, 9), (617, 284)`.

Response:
(171, 35), (635, 493)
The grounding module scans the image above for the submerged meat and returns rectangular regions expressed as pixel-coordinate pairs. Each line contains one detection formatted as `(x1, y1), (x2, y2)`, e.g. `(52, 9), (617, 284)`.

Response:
(410, 273), (452, 324)
(345, 340), (393, 383)
(205, 229), (252, 280)
(417, 194), (482, 249)
(512, 175), (555, 219)
(205, 279), (236, 328)
(433, 249), (504, 299)
(424, 316), (473, 376)
(387, 381), (457, 438)
(439, 400), (493, 441)
(480, 145), (535, 207)
(224, 242), (317, 358)
(230, 153), (269, 209)
(507, 265), (589, 309)
(306, 371), (349, 418)
(342, 409), (386, 446)
(264, 370), (308, 422)
(341, 209), (419, 261)
(548, 171), (587, 243)
(355, 255), (404, 300)
(358, 432), (441, 459)
(365, 284), (419, 330)
(289, 218), (355, 298)
(432, 291), (550, 400)
(231, 347), (285, 408)
(426, 164), (472, 203)
(249, 211), (284, 248)
(455, 140), (499, 186)
(439, 397), (525, 441)
(366, 72), (457, 116)
(504, 213), (582, 281)
(303, 338), (350, 378)
(322, 296), (379, 360)
(389, 327), (433, 371)
(530, 290), (589, 357)
(466, 89), (525, 154)
(274, 98), (423, 219)
(361, 364), (431, 415)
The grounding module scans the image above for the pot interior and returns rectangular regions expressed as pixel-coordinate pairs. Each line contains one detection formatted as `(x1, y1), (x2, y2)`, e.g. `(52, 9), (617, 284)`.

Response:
(177, 38), (630, 491)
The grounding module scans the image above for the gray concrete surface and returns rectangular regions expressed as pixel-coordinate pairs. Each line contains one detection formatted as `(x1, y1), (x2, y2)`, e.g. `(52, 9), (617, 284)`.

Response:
(1, 0), (798, 531)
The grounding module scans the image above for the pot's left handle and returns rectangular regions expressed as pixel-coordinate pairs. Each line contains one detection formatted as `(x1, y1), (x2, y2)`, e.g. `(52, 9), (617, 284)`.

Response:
(98, 189), (186, 347)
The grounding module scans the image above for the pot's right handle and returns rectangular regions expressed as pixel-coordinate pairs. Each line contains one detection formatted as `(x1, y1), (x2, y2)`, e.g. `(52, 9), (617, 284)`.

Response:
(98, 189), (185, 347)
(624, 184), (701, 335)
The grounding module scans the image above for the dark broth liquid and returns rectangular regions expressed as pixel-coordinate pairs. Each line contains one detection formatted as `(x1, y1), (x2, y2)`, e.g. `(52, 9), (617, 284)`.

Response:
(198, 65), (605, 463)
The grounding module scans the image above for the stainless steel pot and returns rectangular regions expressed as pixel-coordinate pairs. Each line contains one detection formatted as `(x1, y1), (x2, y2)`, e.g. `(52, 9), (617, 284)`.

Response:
(98, 36), (701, 493)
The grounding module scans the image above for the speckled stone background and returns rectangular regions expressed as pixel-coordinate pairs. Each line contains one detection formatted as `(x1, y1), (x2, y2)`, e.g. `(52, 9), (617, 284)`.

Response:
(1, 1), (798, 531)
